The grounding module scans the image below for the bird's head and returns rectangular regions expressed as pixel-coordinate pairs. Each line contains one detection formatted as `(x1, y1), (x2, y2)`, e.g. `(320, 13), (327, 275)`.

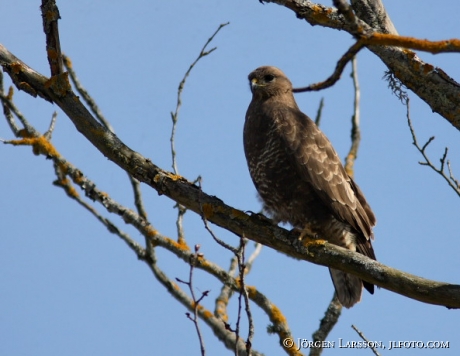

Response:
(248, 66), (293, 99)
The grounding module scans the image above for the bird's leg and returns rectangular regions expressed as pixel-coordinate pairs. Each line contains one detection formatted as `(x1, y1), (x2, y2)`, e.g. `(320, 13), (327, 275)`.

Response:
(297, 225), (319, 241)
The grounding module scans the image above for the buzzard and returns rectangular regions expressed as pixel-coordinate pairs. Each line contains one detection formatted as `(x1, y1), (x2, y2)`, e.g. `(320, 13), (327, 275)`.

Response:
(243, 66), (376, 308)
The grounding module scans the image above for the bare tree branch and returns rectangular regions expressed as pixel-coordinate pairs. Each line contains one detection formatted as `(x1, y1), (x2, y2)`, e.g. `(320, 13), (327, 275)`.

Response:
(170, 22), (229, 175)
(235, 237), (255, 355)
(293, 40), (365, 92)
(176, 245), (209, 356)
(63, 55), (114, 132)
(0, 78), (20, 136)
(351, 324), (381, 356)
(169, 23), (228, 247)
(406, 98), (460, 197)
(40, 0), (63, 76)
(309, 294), (342, 356)
(63, 53), (148, 220)
(314, 98), (324, 127)
(344, 56), (361, 177)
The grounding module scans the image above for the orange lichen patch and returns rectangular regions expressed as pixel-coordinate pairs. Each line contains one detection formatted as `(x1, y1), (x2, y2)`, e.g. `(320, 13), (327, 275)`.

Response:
(145, 225), (159, 238)
(47, 48), (59, 61)
(162, 172), (182, 181)
(56, 162), (69, 176)
(17, 82), (37, 97)
(35, 135), (60, 157)
(63, 56), (72, 68)
(44, 72), (71, 97)
(269, 304), (287, 325)
(202, 203), (214, 219)
(201, 310), (213, 319)
(177, 238), (190, 251)
(99, 191), (110, 199)
(17, 129), (35, 138)
(195, 254), (208, 267)
(192, 301), (205, 310)
(234, 277), (242, 289)
(58, 177), (80, 198)
(153, 174), (162, 184)
(88, 126), (109, 140)
(166, 237), (190, 252)
(7, 86), (14, 100)
(402, 49), (416, 58)
(7, 135), (60, 158)
(412, 61), (422, 73)
(10, 62), (22, 74)
(229, 208), (249, 221)
(45, 10), (58, 21)
(422, 63), (434, 75)
(310, 4), (334, 25)
(215, 301), (229, 321)
(246, 285), (257, 299)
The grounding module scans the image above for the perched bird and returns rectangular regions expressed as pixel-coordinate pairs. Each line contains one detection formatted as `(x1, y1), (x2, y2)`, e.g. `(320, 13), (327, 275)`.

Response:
(243, 66), (376, 308)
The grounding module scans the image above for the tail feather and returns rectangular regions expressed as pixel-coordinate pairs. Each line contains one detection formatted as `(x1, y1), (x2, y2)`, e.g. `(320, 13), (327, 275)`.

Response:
(329, 268), (363, 308)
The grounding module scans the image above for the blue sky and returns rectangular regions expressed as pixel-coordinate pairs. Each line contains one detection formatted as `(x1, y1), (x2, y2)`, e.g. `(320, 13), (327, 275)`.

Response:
(1, 1), (459, 355)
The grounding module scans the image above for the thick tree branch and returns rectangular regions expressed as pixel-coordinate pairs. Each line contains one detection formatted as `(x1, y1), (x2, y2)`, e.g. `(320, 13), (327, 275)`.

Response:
(309, 294), (342, 356)
(1, 46), (459, 309)
(40, 0), (63, 76)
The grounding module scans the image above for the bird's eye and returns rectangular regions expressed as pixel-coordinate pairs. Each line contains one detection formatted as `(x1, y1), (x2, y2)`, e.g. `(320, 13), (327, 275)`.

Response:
(264, 74), (275, 82)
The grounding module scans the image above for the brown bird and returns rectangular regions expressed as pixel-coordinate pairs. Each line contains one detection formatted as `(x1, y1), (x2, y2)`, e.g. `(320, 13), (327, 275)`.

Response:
(243, 66), (376, 308)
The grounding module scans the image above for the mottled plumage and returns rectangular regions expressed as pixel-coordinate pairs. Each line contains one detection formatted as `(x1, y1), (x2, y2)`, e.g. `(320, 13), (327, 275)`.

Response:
(243, 66), (376, 308)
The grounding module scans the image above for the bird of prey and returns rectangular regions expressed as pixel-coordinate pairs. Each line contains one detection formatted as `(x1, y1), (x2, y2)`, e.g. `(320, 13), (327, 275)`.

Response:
(243, 66), (376, 308)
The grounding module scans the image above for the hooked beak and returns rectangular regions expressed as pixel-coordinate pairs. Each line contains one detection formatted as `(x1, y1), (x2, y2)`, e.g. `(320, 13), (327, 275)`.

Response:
(250, 77), (264, 92)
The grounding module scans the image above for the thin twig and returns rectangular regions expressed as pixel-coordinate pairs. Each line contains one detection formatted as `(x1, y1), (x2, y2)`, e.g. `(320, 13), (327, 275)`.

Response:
(170, 22), (229, 174)
(293, 40), (365, 93)
(197, 177), (238, 254)
(236, 237), (254, 355)
(215, 255), (239, 321)
(332, 0), (363, 36)
(174, 202), (187, 243)
(44, 111), (58, 139)
(130, 177), (148, 220)
(234, 240), (244, 356)
(0, 92), (38, 136)
(53, 163), (146, 258)
(245, 242), (262, 274)
(0, 70), (20, 136)
(351, 325), (381, 356)
(62, 55), (114, 131)
(214, 241), (261, 330)
(62, 54), (148, 218)
(169, 22), (228, 247)
(314, 98), (325, 127)
(344, 56), (361, 177)
(406, 98), (460, 197)
(176, 244), (209, 356)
